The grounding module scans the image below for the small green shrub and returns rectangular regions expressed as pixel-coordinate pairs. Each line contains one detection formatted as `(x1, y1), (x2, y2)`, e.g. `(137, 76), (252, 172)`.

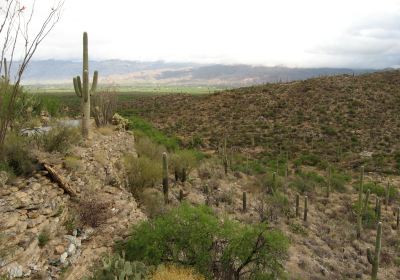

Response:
(38, 229), (50, 248)
(63, 156), (82, 172)
(1, 133), (36, 176)
(124, 155), (162, 195)
(135, 136), (166, 161)
(128, 116), (178, 151)
(294, 154), (321, 167)
(351, 203), (378, 229)
(353, 181), (398, 201)
(289, 222), (308, 236)
(40, 125), (81, 153)
(170, 149), (199, 177)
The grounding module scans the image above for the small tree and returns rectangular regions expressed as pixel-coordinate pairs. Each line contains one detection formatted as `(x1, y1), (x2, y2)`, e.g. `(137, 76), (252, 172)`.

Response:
(125, 204), (289, 279)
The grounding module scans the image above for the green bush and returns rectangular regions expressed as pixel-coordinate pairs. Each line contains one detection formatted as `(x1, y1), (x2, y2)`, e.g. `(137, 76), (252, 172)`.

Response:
(124, 204), (288, 279)
(38, 229), (50, 248)
(124, 155), (162, 195)
(128, 116), (178, 151)
(351, 203), (378, 229)
(353, 181), (398, 201)
(170, 149), (199, 176)
(330, 171), (350, 192)
(39, 125), (81, 153)
(1, 133), (36, 176)
(294, 154), (321, 167)
(135, 136), (166, 161)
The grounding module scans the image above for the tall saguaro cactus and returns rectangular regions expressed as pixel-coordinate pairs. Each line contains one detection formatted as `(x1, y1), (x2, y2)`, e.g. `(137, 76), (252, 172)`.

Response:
(357, 166), (364, 239)
(367, 222), (382, 280)
(162, 152), (169, 204)
(73, 32), (98, 138)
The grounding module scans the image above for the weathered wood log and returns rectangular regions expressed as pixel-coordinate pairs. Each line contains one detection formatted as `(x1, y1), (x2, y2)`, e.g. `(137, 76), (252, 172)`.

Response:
(42, 162), (77, 197)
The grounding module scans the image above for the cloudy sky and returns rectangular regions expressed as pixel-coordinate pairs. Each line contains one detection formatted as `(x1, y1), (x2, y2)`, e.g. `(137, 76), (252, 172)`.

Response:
(23, 0), (400, 68)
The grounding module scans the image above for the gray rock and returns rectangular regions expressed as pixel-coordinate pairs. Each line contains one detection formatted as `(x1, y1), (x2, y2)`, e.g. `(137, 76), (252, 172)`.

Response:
(67, 244), (76, 256)
(8, 263), (23, 278)
(60, 252), (68, 265)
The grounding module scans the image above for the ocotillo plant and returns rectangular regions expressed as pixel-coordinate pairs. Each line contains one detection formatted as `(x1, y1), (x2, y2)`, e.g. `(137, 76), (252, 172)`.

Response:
(242, 191), (247, 212)
(357, 166), (364, 239)
(367, 222), (382, 280)
(303, 195), (308, 222)
(73, 32), (99, 138)
(162, 152), (169, 204)
(295, 194), (300, 217)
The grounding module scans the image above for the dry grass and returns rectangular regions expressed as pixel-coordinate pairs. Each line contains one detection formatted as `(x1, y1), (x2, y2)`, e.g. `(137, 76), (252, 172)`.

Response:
(151, 265), (205, 280)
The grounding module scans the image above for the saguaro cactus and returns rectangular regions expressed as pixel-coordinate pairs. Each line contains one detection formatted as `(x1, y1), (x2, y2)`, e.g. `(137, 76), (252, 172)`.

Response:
(396, 207), (400, 230)
(303, 195), (308, 222)
(327, 166), (331, 198)
(162, 152), (169, 204)
(363, 189), (370, 215)
(73, 32), (98, 138)
(367, 222), (382, 280)
(357, 166), (364, 239)
(295, 194), (300, 217)
(385, 181), (390, 209)
(242, 191), (247, 212)
(375, 197), (381, 222)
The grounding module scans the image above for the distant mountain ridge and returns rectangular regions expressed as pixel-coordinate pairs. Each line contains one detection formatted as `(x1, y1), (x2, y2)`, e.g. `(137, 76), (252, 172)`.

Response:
(21, 59), (377, 86)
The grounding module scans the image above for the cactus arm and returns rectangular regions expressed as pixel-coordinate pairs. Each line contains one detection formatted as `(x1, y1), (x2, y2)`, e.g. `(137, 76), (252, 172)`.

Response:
(83, 70), (89, 102)
(83, 32), (88, 73)
(162, 152), (169, 204)
(371, 222), (382, 279)
(3, 57), (8, 81)
(73, 77), (82, 97)
(91, 70), (98, 93)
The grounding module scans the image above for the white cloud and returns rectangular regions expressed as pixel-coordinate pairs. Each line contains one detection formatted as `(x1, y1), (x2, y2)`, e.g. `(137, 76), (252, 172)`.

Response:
(21, 0), (400, 68)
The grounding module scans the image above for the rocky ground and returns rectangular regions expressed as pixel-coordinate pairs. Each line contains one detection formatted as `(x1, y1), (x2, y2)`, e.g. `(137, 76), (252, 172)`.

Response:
(0, 127), (145, 279)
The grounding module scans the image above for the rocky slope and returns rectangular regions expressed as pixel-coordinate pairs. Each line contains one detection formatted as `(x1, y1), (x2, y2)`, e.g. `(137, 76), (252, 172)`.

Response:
(0, 128), (145, 279)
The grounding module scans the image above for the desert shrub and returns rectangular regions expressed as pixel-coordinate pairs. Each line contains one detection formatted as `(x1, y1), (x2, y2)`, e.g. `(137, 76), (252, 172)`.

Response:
(353, 181), (398, 201)
(289, 222), (308, 236)
(1, 133), (36, 176)
(38, 229), (50, 248)
(289, 171), (327, 194)
(139, 188), (167, 218)
(63, 156), (82, 172)
(124, 204), (288, 279)
(37, 95), (61, 117)
(330, 170), (350, 192)
(92, 89), (117, 127)
(39, 125), (81, 153)
(78, 197), (110, 228)
(135, 136), (166, 160)
(151, 265), (205, 280)
(124, 155), (162, 195)
(260, 173), (284, 193)
(231, 155), (265, 175)
(294, 154), (321, 167)
(88, 253), (149, 280)
(170, 149), (199, 178)
(264, 192), (292, 221)
(289, 176), (313, 194)
(128, 116), (179, 151)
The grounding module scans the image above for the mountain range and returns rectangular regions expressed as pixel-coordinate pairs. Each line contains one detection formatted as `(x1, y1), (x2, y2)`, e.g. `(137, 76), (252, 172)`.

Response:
(20, 59), (379, 86)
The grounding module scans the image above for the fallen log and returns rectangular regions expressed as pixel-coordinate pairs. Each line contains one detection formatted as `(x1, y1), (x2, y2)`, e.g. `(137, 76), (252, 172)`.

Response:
(41, 162), (78, 197)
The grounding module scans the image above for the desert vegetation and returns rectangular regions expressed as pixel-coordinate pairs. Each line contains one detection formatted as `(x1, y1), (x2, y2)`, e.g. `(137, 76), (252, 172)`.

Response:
(0, 4), (399, 278)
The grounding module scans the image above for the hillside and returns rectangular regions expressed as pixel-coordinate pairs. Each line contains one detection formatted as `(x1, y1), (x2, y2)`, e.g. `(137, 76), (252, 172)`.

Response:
(123, 70), (400, 174)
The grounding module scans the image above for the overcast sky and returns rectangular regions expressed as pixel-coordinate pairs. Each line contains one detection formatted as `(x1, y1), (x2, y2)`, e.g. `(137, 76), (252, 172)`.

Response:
(25, 0), (400, 68)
